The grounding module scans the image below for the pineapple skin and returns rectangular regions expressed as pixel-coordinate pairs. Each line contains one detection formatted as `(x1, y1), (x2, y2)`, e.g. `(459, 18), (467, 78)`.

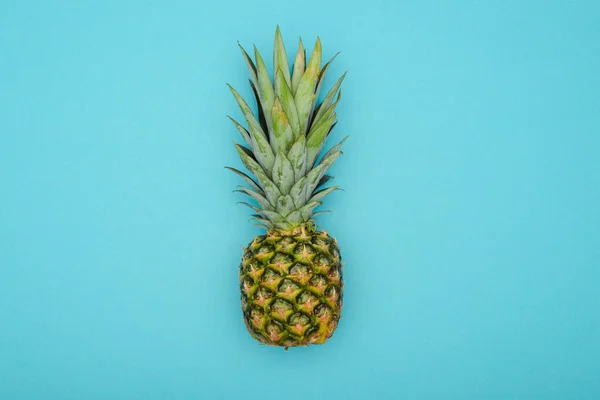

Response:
(239, 224), (343, 347)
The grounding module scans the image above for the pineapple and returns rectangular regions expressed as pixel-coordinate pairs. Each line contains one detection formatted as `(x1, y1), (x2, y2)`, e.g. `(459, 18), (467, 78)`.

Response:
(227, 27), (346, 347)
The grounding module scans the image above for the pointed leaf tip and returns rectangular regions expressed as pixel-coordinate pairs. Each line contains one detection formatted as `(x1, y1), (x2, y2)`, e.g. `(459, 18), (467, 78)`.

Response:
(274, 27), (292, 90)
(253, 44), (275, 136)
(295, 38), (322, 134)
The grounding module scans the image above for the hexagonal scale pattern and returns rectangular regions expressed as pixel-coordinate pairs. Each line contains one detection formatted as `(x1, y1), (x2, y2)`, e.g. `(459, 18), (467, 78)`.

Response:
(239, 225), (343, 347)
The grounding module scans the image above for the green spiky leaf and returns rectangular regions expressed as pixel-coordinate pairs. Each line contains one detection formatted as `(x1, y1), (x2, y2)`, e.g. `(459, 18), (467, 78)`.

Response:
(291, 149), (341, 205)
(286, 201), (320, 224)
(227, 116), (252, 147)
(287, 134), (308, 181)
(230, 29), (347, 229)
(250, 128), (275, 174)
(289, 176), (306, 208)
(275, 68), (300, 138)
(235, 144), (281, 204)
(272, 150), (295, 195)
(291, 39), (305, 95)
(274, 26), (292, 89)
(238, 43), (258, 85)
(225, 166), (264, 195)
(227, 85), (264, 137)
(295, 38), (321, 134)
(238, 201), (260, 212)
(310, 90), (340, 136)
(314, 53), (340, 105)
(300, 201), (321, 220)
(271, 98), (295, 153)
(314, 175), (333, 191)
(306, 150), (342, 196)
(309, 186), (340, 203)
(235, 186), (273, 211)
(258, 209), (284, 223)
(250, 216), (273, 229)
(320, 136), (348, 165)
(275, 194), (295, 217)
(313, 72), (346, 125)
(254, 46), (275, 135)
(274, 221), (294, 230)
(249, 80), (269, 136)
(228, 85), (274, 172)
(306, 111), (336, 168)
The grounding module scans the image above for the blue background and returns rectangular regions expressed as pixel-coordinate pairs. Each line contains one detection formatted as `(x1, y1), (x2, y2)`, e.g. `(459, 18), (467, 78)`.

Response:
(1, 0), (599, 398)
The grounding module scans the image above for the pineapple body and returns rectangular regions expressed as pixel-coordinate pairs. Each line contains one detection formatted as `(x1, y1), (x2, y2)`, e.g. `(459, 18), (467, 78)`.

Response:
(240, 224), (342, 347)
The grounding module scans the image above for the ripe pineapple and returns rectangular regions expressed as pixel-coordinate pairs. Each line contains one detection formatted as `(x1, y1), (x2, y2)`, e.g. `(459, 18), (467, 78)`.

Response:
(228, 27), (346, 347)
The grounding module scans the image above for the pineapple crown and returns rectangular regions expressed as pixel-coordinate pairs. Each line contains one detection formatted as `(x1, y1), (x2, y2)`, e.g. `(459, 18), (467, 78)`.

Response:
(227, 26), (346, 231)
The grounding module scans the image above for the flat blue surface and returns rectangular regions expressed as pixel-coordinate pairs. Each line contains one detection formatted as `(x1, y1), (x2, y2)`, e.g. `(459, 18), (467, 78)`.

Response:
(1, 1), (599, 399)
